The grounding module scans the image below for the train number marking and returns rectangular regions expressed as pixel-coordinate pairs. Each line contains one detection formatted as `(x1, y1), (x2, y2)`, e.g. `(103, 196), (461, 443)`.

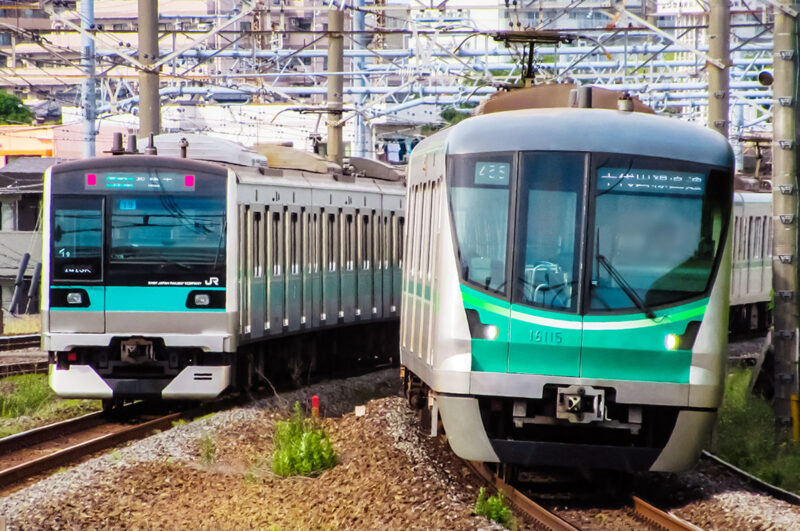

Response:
(531, 329), (563, 344)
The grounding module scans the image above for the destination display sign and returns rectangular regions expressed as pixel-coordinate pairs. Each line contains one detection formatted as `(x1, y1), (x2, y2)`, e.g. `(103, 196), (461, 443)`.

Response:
(597, 167), (706, 196)
(474, 162), (510, 186)
(85, 172), (196, 192)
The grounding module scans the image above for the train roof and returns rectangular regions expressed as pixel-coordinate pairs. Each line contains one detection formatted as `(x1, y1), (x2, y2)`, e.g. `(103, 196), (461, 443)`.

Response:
(235, 165), (405, 196)
(431, 108), (733, 168)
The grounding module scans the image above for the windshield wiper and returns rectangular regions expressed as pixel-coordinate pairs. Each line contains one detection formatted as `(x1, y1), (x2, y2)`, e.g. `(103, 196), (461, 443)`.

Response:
(596, 254), (656, 319)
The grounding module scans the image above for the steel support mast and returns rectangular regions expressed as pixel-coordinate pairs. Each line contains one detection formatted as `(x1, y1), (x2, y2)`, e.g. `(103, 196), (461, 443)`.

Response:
(771, 0), (799, 440)
(138, 0), (161, 137)
(80, 0), (96, 158)
(707, 0), (729, 137)
(326, 8), (344, 167)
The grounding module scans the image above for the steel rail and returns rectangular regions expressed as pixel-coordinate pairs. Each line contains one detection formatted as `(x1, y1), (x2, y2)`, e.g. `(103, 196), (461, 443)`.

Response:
(633, 496), (704, 531)
(0, 334), (40, 352)
(465, 461), (579, 531)
(0, 411), (183, 488)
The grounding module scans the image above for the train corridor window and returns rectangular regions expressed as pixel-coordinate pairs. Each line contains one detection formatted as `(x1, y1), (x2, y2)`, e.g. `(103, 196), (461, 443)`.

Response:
(448, 154), (513, 294)
(52, 196), (103, 282)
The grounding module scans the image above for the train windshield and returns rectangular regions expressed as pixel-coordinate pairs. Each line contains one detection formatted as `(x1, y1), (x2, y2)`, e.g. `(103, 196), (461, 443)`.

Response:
(447, 153), (514, 294)
(110, 196), (226, 264)
(589, 155), (731, 311)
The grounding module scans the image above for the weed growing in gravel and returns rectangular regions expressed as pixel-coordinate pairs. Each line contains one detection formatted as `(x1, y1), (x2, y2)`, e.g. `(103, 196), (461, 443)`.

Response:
(717, 368), (800, 493)
(475, 487), (516, 530)
(272, 401), (337, 477)
(199, 433), (217, 465)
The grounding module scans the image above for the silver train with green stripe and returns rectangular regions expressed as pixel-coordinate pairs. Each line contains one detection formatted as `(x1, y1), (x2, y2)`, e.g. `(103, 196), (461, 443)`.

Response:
(43, 135), (405, 403)
(400, 108), (734, 472)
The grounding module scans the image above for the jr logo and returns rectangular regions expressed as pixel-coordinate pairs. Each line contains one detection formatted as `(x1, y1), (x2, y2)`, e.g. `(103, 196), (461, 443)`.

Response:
(204, 277), (220, 286)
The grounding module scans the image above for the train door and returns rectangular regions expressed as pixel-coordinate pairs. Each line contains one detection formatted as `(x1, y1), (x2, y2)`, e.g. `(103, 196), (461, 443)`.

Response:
(356, 210), (374, 320)
(321, 209), (340, 325)
(267, 206), (285, 334)
(507, 152), (584, 377)
(340, 209), (357, 322)
(249, 206), (266, 339)
(49, 196), (106, 333)
(286, 208), (303, 332)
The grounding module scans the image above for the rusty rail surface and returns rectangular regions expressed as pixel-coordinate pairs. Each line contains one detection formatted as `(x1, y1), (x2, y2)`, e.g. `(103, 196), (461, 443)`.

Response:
(465, 461), (580, 531)
(633, 496), (704, 531)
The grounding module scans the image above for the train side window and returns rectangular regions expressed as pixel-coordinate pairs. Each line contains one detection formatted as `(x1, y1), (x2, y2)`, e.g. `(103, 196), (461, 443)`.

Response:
(398, 215), (405, 268)
(326, 212), (337, 272)
(290, 211), (300, 275)
(762, 216), (769, 259)
(254, 211), (263, 276)
(343, 213), (355, 271)
(361, 213), (372, 269)
(271, 210), (283, 276)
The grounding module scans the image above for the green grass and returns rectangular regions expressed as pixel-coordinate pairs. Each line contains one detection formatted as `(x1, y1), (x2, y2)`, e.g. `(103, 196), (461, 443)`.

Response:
(475, 487), (516, 530)
(272, 401), (337, 477)
(0, 374), (100, 438)
(716, 368), (800, 493)
(199, 433), (217, 466)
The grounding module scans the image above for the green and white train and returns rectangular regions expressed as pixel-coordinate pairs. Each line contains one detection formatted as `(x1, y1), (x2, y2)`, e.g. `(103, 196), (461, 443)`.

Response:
(400, 108), (734, 472)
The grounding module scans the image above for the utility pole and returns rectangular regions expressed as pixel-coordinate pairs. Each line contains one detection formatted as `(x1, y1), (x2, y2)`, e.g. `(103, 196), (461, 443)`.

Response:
(80, 0), (96, 158)
(326, 7), (344, 167)
(707, 0), (729, 138)
(353, 0), (368, 158)
(771, 0), (799, 441)
(138, 0), (161, 138)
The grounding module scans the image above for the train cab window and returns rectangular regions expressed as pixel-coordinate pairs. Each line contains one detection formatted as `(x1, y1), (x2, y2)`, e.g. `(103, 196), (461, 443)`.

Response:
(52, 196), (103, 282)
(589, 157), (731, 311)
(514, 152), (584, 311)
(448, 153), (513, 294)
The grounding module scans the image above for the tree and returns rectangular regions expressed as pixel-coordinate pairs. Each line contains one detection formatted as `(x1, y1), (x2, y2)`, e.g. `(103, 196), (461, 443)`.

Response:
(0, 91), (33, 125)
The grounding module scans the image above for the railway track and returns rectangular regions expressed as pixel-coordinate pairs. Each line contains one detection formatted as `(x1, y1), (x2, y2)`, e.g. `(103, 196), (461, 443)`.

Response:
(0, 403), (184, 491)
(0, 334), (40, 352)
(465, 460), (704, 530)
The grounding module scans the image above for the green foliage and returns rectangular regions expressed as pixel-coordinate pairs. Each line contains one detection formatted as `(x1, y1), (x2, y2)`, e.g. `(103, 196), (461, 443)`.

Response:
(0, 374), (54, 417)
(717, 368), (800, 493)
(272, 401), (337, 477)
(0, 91), (33, 125)
(199, 433), (217, 465)
(475, 487), (516, 529)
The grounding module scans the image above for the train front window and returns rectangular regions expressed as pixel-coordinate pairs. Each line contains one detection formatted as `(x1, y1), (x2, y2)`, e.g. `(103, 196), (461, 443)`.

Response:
(589, 157), (730, 312)
(448, 153), (513, 294)
(513, 152), (584, 311)
(52, 197), (103, 281)
(110, 196), (226, 265)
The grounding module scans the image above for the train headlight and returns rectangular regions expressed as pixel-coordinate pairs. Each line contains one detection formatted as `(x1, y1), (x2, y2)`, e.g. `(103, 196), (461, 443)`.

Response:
(66, 292), (83, 305)
(194, 294), (211, 306)
(484, 325), (500, 341)
(665, 333), (679, 351)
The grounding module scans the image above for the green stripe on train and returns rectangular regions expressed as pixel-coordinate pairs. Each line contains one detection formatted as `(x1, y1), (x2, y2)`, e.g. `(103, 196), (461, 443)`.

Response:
(459, 284), (705, 383)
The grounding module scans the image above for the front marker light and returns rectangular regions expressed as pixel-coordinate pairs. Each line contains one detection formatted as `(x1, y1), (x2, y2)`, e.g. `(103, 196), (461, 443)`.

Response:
(67, 292), (83, 305)
(484, 325), (500, 341)
(665, 333), (679, 351)
(194, 294), (210, 306)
